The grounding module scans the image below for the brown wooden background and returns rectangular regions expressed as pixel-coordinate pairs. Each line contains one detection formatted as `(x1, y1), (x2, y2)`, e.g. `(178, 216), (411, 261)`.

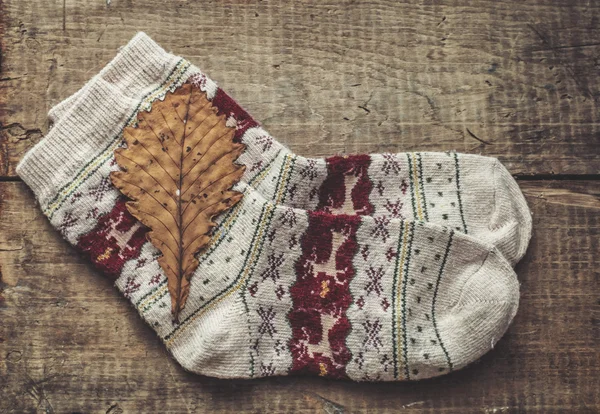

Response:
(1, 0), (599, 412)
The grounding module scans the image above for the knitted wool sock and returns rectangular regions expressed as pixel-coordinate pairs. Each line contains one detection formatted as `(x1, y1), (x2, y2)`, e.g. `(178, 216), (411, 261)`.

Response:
(47, 33), (532, 266)
(18, 116), (520, 381)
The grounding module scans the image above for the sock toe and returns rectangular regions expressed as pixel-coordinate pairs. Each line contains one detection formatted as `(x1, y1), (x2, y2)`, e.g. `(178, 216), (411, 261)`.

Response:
(437, 247), (519, 373)
(489, 159), (533, 266)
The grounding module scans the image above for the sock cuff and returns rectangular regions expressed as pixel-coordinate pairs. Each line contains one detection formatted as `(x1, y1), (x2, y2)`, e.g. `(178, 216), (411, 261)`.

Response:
(47, 32), (176, 123)
(16, 33), (191, 210)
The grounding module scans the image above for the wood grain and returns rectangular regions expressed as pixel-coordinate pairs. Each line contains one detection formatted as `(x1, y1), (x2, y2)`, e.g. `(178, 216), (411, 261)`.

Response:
(1, 180), (598, 413)
(1, 0), (600, 412)
(1, 0), (599, 177)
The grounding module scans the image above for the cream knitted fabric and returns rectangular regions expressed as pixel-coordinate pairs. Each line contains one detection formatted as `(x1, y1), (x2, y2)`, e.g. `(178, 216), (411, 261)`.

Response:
(16, 32), (521, 381)
(47, 33), (532, 266)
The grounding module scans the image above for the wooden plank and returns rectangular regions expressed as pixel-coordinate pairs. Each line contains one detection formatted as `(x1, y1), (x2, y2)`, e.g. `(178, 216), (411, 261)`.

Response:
(1, 180), (598, 413)
(1, 0), (600, 177)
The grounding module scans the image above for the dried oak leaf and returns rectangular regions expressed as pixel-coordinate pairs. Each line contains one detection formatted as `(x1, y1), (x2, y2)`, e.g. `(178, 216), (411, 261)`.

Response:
(110, 82), (246, 322)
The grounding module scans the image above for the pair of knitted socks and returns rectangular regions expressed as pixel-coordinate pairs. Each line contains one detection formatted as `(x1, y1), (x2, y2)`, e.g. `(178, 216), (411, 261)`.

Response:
(18, 33), (530, 381)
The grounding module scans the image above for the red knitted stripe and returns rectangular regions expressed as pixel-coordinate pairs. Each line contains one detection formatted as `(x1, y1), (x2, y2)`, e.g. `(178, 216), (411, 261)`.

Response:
(317, 154), (374, 215)
(212, 87), (259, 142)
(288, 212), (361, 379)
(76, 198), (147, 280)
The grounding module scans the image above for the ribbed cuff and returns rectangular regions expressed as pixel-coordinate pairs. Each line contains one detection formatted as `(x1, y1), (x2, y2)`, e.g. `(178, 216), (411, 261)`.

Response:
(17, 32), (183, 209)
(48, 32), (176, 123)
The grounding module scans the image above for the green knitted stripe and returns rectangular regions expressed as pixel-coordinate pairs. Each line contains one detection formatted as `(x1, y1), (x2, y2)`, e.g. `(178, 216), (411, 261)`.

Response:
(431, 230), (455, 372)
(390, 220), (415, 380)
(391, 220), (406, 379)
(401, 221), (415, 380)
(453, 153), (468, 234)
(270, 154), (295, 204)
(139, 292), (165, 313)
(249, 352), (256, 379)
(135, 281), (163, 308)
(416, 153), (429, 221)
(278, 156), (297, 205)
(406, 153), (418, 220)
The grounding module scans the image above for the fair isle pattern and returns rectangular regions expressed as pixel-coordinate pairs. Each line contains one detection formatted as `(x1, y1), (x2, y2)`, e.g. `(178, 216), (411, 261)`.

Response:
(242, 205), (306, 378)
(353, 152), (470, 234)
(286, 154), (374, 378)
(253, 151), (470, 238)
(55, 70), (463, 378)
(346, 220), (461, 381)
(77, 197), (147, 278)
(237, 203), (279, 376)
(63, 102), (480, 380)
(52, 160), (123, 246)
(239, 153), (300, 378)
(345, 215), (403, 381)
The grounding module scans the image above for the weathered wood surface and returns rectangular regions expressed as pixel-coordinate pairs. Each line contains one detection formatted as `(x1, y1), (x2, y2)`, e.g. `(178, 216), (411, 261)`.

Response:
(1, 0), (600, 177)
(1, 0), (599, 412)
